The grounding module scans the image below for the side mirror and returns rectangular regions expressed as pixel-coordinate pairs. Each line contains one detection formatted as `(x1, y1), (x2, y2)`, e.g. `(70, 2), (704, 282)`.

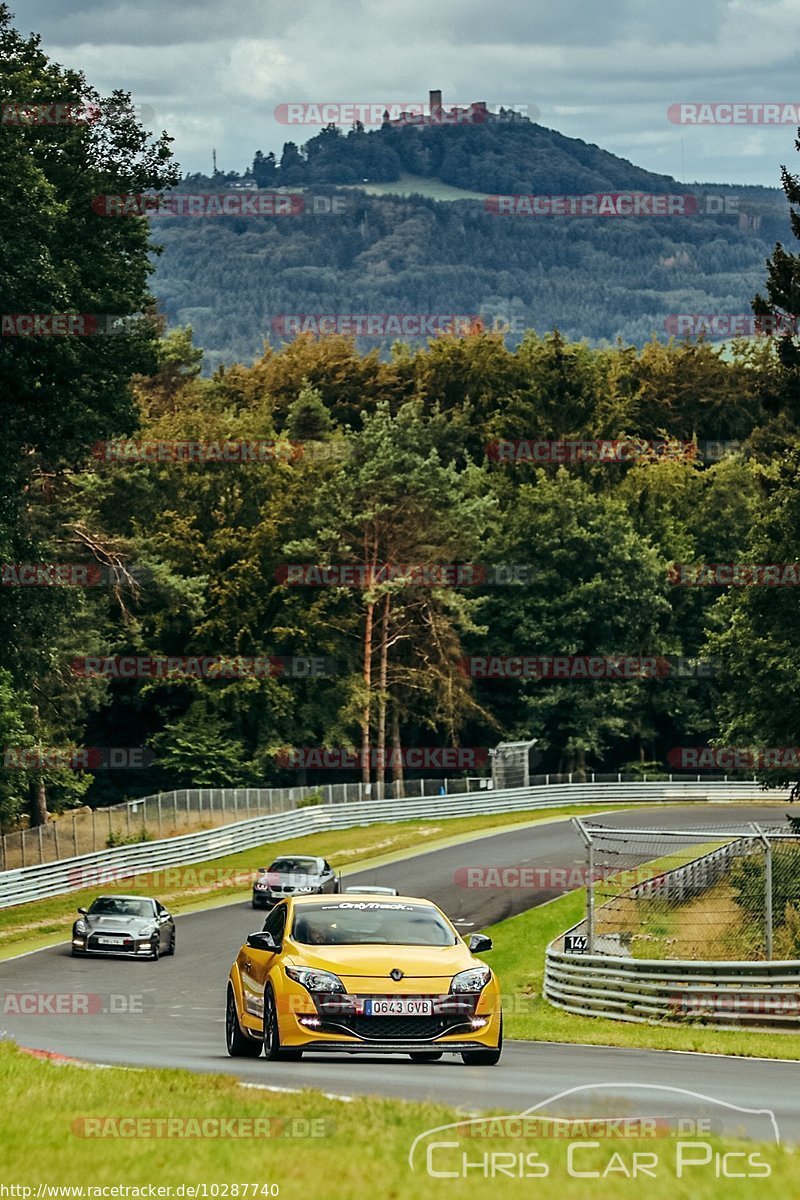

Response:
(77, 907), (88, 916)
(468, 933), (493, 953)
(247, 931), (279, 952)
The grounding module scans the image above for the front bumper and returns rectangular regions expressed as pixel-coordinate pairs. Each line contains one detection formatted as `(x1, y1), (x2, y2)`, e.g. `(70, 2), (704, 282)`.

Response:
(276, 989), (501, 1050)
(72, 933), (157, 957)
(290, 1039), (492, 1055)
(252, 887), (322, 907)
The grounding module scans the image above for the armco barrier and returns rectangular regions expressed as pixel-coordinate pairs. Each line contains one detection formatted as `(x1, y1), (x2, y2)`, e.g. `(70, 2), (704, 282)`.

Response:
(0, 779), (783, 909)
(544, 942), (800, 1028)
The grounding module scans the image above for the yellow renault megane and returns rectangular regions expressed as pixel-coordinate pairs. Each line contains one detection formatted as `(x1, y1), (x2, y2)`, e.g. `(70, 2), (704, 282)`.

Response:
(226, 894), (502, 1064)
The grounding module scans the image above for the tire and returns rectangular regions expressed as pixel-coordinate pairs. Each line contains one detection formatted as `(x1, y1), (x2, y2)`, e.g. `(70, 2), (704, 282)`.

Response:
(226, 986), (262, 1058)
(263, 985), (303, 1062)
(408, 1051), (443, 1062)
(165, 929), (176, 956)
(461, 1016), (503, 1066)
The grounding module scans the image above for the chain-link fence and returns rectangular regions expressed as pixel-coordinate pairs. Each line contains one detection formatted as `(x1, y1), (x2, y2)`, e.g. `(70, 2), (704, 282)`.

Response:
(572, 819), (800, 962)
(0, 775), (496, 870)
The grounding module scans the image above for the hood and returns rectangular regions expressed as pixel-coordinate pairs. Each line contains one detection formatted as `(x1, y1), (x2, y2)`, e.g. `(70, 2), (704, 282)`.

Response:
(285, 941), (475, 978)
(258, 872), (322, 886)
(83, 915), (156, 934)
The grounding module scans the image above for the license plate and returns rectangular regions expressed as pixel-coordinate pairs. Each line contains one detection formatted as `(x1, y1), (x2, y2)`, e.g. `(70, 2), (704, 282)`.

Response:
(364, 998), (433, 1016)
(97, 936), (125, 945)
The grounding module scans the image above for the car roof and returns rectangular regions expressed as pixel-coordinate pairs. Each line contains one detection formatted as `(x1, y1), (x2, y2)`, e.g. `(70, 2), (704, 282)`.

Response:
(92, 894), (155, 902)
(268, 855), (323, 865)
(287, 893), (434, 907)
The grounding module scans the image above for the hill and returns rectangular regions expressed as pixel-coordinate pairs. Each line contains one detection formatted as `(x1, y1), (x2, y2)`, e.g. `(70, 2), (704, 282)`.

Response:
(150, 116), (791, 370)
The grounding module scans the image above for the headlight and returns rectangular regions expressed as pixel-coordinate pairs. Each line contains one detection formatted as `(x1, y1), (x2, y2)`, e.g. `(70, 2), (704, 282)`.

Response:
(285, 966), (345, 993)
(297, 886), (315, 893)
(74, 920), (86, 934)
(450, 965), (491, 994)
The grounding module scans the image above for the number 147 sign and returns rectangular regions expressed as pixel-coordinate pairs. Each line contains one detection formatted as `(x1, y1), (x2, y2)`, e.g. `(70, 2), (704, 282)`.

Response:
(565, 934), (588, 953)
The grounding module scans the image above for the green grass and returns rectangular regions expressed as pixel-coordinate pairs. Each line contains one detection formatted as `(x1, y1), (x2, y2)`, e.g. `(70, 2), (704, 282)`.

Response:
(489, 890), (800, 1059)
(0, 1042), (794, 1197)
(340, 171), (491, 200)
(0, 803), (639, 958)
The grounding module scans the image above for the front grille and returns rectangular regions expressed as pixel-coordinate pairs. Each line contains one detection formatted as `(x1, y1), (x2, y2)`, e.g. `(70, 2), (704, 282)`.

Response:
(320, 1014), (468, 1041)
(87, 933), (135, 951)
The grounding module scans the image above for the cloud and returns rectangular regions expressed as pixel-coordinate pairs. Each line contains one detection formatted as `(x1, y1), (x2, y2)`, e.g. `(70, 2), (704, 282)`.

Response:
(9, 0), (799, 183)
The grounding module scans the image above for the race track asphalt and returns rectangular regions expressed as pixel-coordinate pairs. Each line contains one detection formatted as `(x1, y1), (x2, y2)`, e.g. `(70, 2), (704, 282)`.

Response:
(2, 804), (798, 1141)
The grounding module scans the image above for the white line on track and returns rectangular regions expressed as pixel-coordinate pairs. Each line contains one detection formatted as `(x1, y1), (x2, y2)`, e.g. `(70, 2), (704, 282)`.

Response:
(239, 1082), (355, 1102)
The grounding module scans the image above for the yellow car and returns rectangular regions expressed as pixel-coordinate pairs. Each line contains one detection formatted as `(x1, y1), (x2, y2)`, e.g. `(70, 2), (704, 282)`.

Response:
(226, 894), (502, 1065)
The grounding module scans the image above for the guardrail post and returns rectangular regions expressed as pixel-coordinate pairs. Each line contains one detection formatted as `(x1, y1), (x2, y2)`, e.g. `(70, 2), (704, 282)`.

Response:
(573, 818), (594, 953)
(751, 823), (773, 961)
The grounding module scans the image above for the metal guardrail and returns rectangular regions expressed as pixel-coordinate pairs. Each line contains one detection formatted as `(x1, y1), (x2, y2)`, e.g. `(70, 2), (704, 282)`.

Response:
(545, 943), (800, 1028)
(628, 837), (756, 903)
(545, 824), (800, 1029)
(0, 779), (782, 909)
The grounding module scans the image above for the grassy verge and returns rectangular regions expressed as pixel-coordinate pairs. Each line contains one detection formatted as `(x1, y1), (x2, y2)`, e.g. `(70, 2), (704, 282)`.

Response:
(0, 1042), (793, 1197)
(0, 803), (637, 958)
(340, 171), (491, 200)
(490, 890), (800, 1059)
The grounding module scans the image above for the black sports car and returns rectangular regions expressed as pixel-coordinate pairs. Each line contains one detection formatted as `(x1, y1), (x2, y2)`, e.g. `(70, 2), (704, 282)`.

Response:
(71, 895), (175, 959)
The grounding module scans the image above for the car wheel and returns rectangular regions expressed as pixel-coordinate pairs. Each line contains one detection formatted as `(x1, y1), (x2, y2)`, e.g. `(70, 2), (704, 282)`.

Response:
(263, 986), (302, 1062)
(226, 986), (262, 1057)
(461, 1016), (503, 1066)
(408, 1052), (443, 1062)
(166, 929), (176, 956)
(150, 941), (160, 961)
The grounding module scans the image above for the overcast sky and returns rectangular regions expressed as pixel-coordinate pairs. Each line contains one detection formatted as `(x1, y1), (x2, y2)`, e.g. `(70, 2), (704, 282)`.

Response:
(9, 0), (800, 187)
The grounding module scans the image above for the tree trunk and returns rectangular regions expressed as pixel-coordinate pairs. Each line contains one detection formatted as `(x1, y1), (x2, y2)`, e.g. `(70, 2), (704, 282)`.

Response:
(361, 598), (374, 786)
(360, 529), (380, 786)
(391, 706), (404, 797)
(375, 592), (391, 796)
(29, 776), (48, 827)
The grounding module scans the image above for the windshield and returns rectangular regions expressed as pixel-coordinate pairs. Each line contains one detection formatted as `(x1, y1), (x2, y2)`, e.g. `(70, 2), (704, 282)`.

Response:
(269, 858), (319, 875)
(88, 898), (155, 919)
(292, 902), (457, 946)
